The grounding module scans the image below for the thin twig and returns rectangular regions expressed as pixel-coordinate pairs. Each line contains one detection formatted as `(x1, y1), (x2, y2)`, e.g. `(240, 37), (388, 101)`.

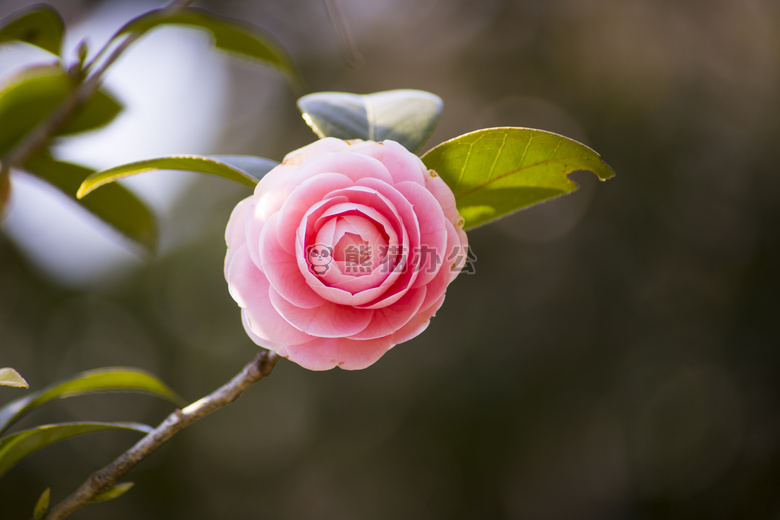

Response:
(41, 350), (281, 520)
(0, 0), (196, 181)
(323, 0), (363, 68)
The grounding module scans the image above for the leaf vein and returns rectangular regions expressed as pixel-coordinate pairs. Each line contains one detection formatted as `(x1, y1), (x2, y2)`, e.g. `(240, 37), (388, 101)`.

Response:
(486, 132), (507, 182)
(519, 134), (533, 166)
(457, 142), (475, 188)
(454, 155), (595, 200)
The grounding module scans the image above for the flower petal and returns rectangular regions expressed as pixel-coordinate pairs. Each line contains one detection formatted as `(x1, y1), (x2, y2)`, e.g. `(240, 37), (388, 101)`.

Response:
(268, 285), (373, 338)
(348, 286), (427, 340)
(227, 244), (312, 347)
(285, 335), (396, 370)
(394, 180), (449, 288)
(392, 293), (447, 345)
(260, 212), (324, 309)
(275, 172), (354, 254)
(349, 140), (427, 185)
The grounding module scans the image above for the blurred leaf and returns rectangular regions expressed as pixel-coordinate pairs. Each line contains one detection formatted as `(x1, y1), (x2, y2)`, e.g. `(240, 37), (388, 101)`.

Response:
(297, 90), (443, 154)
(62, 87), (122, 135)
(91, 482), (134, 503)
(32, 487), (50, 520)
(0, 66), (123, 157)
(0, 368), (28, 389)
(114, 7), (300, 86)
(0, 367), (181, 436)
(24, 153), (157, 254)
(421, 127), (615, 229)
(0, 4), (64, 56)
(77, 155), (278, 199)
(0, 422), (153, 479)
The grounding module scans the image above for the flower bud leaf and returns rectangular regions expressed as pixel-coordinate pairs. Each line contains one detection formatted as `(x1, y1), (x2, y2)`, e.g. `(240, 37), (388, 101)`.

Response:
(297, 90), (442, 154)
(0, 368), (28, 389)
(0, 367), (182, 436)
(113, 7), (300, 88)
(0, 422), (153, 479)
(23, 153), (157, 255)
(76, 155), (278, 200)
(0, 4), (64, 56)
(91, 482), (134, 503)
(422, 127), (615, 229)
(0, 66), (123, 157)
(32, 487), (50, 520)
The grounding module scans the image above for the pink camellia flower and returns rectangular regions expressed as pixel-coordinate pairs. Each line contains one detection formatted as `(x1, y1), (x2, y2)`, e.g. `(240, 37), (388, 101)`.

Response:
(224, 138), (469, 370)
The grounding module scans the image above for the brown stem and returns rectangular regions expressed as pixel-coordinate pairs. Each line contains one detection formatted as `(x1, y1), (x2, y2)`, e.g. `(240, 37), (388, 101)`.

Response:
(0, 0), (196, 181)
(41, 350), (281, 520)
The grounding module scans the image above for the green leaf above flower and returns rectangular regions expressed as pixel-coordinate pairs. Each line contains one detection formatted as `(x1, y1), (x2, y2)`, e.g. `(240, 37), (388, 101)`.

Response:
(76, 155), (278, 199)
(0, 4), (64, 56)
(421, 127), (615, 229)
(297, 90), (443, 154)
(113, 7), (300, 87)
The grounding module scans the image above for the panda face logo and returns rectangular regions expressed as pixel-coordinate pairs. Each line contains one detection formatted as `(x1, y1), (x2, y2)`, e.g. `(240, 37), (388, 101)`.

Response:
(307, 244), (333, 275)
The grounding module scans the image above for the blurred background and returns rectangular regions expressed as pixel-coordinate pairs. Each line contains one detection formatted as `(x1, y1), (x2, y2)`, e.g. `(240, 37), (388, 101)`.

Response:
(1, 0), (779, 518)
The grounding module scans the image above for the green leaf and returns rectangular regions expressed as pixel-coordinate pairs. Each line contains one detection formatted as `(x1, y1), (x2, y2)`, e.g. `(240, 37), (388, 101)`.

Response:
(207, 155), (279, 183)
(421, 127), (615, 229)
(23, 153), (158, 254)
(33, 487), (50, 520)
(297, 90), (443, 154)
(0, 367), (181, 436)
(0, 368), (28, 389)
(0, 66), (123, 157)
(113, 7), (300, 87)
(76, 155), (278, 199)
(91, 482), (134, 503)
(0, 422), (152, 479)
(0, 4), (64, 56)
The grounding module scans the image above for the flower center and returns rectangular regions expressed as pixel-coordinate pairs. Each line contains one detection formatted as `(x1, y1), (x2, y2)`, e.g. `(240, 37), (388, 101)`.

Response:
(334, 232), (373, 276)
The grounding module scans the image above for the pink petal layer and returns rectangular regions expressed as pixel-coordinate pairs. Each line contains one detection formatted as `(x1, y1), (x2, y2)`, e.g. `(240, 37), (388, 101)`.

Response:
(424, 169), (460, 224)
(392, 293), (447, 345)
(348, 140), (427, 186)
(260, 213), (324, 309)
(295, 151), (394, 186)
(227, 244), (312, 347)
(393, 181), (449, 287)
(275, 172), (354, 254)
(285, 335), (396, 370)
(281, 137), (350, 165)
(296, 189), (409, 306)
(241, 313), (290, 358)
(268, 285), (373, 338)
(225, 197), (252, 277)
(348, 286), (427, 340)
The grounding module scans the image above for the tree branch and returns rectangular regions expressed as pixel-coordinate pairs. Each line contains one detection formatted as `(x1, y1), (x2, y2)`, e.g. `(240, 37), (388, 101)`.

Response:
(0, 0), (196, 182)
(41, 350), (281, 520)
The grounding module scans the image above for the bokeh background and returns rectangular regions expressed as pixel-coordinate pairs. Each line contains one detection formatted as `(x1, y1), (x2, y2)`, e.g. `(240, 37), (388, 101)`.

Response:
(2, 0), (779, 518)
